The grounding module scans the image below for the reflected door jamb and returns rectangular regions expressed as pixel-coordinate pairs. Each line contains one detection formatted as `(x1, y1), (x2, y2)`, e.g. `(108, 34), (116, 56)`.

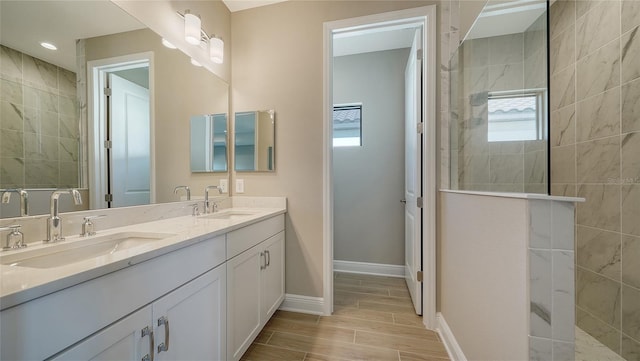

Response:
(87, 52), (155, 209)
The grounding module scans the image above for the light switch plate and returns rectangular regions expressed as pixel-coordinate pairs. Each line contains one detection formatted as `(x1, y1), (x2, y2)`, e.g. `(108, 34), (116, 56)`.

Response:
(219, 179), (228, 193)
(236, 179), (244, 193)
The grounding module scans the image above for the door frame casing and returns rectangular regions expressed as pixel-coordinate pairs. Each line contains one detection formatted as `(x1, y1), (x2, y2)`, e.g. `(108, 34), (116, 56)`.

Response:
(87, 52), (155, 209)
(322, 5), (437, 329)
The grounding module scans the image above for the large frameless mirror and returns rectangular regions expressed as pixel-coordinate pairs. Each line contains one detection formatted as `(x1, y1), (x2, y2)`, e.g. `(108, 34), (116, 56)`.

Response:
(0, 0), (230, 218)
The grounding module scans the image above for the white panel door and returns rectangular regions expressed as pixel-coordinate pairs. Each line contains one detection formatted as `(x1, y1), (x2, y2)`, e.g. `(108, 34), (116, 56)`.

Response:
(261, 232), (285, 320)
(153, 266), (227, 361)
(51, 306), (152, 361)
(109, 73), (150, 207)
(404, 29), (423, 315)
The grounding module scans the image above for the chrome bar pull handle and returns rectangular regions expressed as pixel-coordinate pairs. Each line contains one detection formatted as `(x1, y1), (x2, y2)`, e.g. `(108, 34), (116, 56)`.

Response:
(266, 250), (271, 267)
(157, 316), (170, 353)
(141, 326), (154, 361)
(260, 252), (266, 270)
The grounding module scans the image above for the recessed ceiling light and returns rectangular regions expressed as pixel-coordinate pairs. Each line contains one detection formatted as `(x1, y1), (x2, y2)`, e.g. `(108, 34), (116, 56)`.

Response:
(161, 38), (177, 49)
(40, 42), (57, 50)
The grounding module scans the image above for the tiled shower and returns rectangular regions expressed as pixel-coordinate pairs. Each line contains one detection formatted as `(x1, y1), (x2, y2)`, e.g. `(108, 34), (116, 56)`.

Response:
(0, 45), (80, 189)
(549, 0), (640, 358)
(444, 0), (639, 359)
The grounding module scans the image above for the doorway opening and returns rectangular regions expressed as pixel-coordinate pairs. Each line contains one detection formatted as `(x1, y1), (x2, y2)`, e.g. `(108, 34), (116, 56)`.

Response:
(87, 53), (155, 209)
(323, 6), (437, 329)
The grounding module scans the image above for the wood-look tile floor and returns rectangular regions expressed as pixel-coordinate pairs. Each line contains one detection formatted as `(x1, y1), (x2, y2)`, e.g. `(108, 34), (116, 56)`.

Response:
(241, 272), (450, 361)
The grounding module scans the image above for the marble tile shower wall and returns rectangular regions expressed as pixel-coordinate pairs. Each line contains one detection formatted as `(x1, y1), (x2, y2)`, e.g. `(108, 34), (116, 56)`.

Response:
(0, 45), (80, 188)
(451, 15), (548, 193)
(549, 1), (640, 359)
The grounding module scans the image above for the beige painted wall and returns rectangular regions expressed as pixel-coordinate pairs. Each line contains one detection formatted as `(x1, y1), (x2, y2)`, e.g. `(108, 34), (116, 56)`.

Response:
(231, 0), (439, 298)
(84, 28), (229, 203)
(333, 49), (409, 266)
(440, 191), (529, 360)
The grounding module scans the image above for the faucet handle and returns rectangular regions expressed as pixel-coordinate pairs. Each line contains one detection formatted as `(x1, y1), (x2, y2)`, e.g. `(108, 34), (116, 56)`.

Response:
(190, 203), (200, 216)
(1, 225), (25, 250)
(81, 215), (106, 237)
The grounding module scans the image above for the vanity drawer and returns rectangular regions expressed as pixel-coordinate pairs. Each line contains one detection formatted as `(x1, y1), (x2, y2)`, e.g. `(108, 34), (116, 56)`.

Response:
(226, 215), (284, 259)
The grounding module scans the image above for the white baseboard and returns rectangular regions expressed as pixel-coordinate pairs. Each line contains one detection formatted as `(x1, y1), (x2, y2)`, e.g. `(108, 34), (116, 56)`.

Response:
(333, 260), (404, 278)
(436, 312), (467, 361)
(279, 294), (325, 315)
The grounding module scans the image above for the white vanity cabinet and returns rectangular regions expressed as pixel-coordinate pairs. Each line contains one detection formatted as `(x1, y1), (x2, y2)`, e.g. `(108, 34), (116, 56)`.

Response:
(227, 215), (285, 361)
(52, 266), (227, 361)
(1, 235), (227, 361)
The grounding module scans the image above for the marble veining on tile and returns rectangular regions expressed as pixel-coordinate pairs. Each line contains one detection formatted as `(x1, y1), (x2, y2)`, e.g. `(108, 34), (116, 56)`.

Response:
(551, 66), (576, 111)
(530, 249), (552, 337)
(576, 267), (621, 327)
(621, 132), (640, 183)
(529, 336), (552, 361)
(576, 40), (620, 101)
(576, 87), (620, 142)
(550, 25), (575, 76)
(621, 285), (640, 341)
(622, 0), (640, 33)
(0, 101), (23, 132)
(550, 0), (575, 38)
(622, 26), (640, 84)
(621, 184), (640, 237)
(577, 226), (621, 280)
(622, 77), (640, 133)
(622, 235), (640, 289)
(575, 326), (625, 361)
(551, 104), (576, 147)
(576, 136), (620, 184)
(575, 0), (620, 61)
(551, 145), (576, 184)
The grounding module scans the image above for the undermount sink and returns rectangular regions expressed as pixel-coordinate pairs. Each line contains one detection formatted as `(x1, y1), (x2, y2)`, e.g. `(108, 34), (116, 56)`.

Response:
(199, 210), (260, 220)
(0, 232), (175, 269)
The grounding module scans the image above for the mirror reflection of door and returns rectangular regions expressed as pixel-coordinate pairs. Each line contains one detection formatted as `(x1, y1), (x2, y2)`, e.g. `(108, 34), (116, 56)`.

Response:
(106, 70), (150, 207)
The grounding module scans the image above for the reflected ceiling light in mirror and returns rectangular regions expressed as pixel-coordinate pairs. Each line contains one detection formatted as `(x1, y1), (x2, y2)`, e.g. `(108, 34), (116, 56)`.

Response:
(40, 42), (57, 50)
(184, 10), (202, 45)
(209, 36), (224, 64)
(162, 38), (177, 49)
(191, 58), (202, 67)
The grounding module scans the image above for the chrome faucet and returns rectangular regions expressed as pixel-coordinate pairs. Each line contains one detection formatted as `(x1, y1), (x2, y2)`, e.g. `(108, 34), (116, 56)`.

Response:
(204, 186), (222, 214)
(1, 189), (29, 216)
(174, 186), (191, 200)
(45, 189), (82, 243)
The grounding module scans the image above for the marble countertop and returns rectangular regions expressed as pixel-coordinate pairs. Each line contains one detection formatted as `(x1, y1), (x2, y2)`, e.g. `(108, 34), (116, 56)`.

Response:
(0, 206), (286, 310)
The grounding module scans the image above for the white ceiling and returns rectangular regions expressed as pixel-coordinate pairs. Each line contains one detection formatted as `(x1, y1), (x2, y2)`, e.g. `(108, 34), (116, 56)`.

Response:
(222, 0), (288, 12)
(333, 25), (417, 57)
(466, 0), (546, 40)
(0, 1), (145, 71)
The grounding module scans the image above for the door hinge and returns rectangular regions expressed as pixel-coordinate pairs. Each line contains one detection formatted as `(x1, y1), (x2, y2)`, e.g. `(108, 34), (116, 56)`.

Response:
(416, 122), (424, 134)
(105, 194), (113, 202)
(417, 271), (423, 282)
(417, 197), (423, 208)
(104, 140), (112, 149)
(104, 87), (112, 96)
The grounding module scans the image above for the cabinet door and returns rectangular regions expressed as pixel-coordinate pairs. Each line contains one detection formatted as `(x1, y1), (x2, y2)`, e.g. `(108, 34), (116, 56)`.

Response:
(153, 265), (226, 361)
(261, 231), (285, 320)
(227, 245), (262, 361)
(51, 306), (153, 361)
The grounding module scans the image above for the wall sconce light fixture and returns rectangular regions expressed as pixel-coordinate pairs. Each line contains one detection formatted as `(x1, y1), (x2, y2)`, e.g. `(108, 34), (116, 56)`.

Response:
(209, 36), (224, 64)
(184, 10), (202, 45)
(179, 10), (224, 64)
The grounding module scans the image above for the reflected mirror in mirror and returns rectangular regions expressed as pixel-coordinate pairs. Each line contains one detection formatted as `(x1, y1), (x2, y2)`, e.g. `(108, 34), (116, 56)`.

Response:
(448, 0), (548, 194)
(0, 1), (230, 218)
(234, 110), (275, 172)
(191, 114), (228, 173)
